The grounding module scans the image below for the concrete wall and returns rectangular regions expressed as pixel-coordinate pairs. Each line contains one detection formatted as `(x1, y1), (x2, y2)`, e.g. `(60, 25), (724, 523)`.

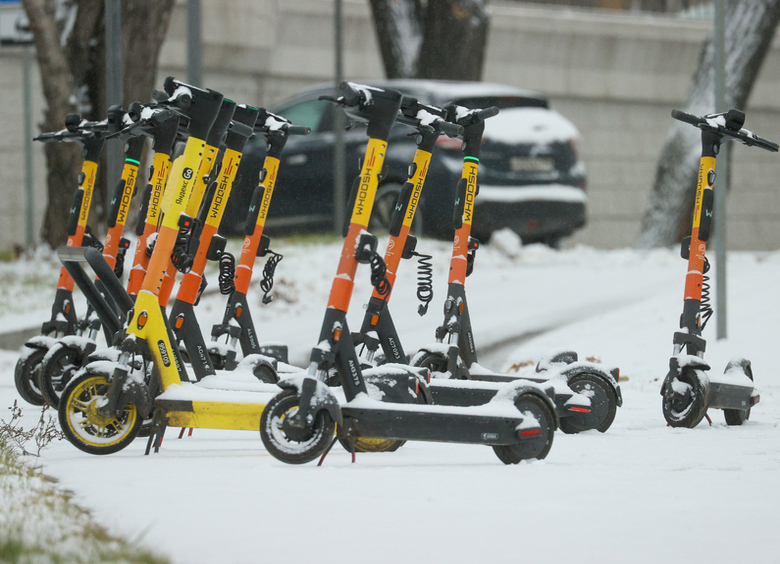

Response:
(3, 0), (780, 252)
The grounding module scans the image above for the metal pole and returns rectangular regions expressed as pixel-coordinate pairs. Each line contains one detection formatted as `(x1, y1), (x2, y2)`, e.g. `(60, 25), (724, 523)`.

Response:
(187, 0), (203, 87)
(23, 44), (33, 249)
(105, 0), (122, 211)
(333, 0), (346, 233)
(713, 0), (728, 339)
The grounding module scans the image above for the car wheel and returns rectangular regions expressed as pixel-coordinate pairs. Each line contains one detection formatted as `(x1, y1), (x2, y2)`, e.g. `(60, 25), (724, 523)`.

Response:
(369, 183), (403, 234)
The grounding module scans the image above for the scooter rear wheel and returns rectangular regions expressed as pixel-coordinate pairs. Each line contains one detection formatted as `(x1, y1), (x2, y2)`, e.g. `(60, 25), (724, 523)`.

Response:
(412, 350), (463, 378)
(38, 343), (83, 409)
(662, 367), (708, 428)
(14, 347), (47, 406)
(493, 394), (555, 464)
(559, 373), (618, 434)
(58, 371), (142, 455)
(260, 388), (336, 464)
(339, 436), (404, 453)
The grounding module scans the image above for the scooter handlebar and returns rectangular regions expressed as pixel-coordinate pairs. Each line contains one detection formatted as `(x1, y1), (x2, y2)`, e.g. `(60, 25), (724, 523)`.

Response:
(33, 130), (80, 142)
(448, 104), (500, 127)
(397, 96), (464, 138)
(255, 109), (311, 137)
(672, 108), (779, 153)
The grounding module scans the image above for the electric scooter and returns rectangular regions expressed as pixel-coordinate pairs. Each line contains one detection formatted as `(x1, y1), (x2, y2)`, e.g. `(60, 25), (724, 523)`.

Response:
(259, 82), (557, 466)
(57, 78), (225, 454)
(36, 108), (182, 408)
(660, 108), (778, 428)
(209, 110), (310, 371)
(14, 111), (123, 405)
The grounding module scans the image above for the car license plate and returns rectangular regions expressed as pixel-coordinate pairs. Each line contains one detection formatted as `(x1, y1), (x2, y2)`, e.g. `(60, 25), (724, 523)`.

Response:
(509, 156), (555, 172)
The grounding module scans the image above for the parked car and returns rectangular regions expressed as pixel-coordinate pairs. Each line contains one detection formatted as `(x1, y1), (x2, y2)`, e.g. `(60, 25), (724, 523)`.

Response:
(221, 80), (587, 246)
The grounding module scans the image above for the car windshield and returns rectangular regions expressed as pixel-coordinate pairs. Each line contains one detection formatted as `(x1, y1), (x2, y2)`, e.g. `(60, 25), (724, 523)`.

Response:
(275, 98), (333, 133)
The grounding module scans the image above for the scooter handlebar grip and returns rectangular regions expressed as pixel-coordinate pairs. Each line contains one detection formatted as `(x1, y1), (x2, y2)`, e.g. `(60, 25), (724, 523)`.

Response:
(671, 109), (704, 127)
(476, 106), (500, 121)
(439, 120), (464, 138)
(748, 133), (779, 152)
(228, 120), (254, 139)
(287, 125), (311, 136)
(338, 81), (363, 106)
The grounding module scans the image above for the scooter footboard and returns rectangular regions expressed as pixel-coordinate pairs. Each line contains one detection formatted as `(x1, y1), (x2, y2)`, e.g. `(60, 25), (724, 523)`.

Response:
(340, 400), (540, 445)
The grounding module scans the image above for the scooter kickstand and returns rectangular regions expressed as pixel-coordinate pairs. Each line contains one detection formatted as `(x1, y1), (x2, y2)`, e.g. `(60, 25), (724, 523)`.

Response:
(145, 409), (168, 455)
(317, 436), (341, 466)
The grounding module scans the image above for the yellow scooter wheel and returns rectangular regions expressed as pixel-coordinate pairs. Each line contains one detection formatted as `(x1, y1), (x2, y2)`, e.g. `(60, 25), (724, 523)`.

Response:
(58, 371), (142, 455)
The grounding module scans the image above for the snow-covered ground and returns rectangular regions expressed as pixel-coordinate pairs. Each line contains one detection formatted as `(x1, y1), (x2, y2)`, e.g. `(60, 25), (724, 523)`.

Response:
(2, 231), (780, 563)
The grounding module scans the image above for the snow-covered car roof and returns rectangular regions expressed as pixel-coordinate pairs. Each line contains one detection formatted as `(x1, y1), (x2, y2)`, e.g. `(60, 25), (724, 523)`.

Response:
(274, 79), (548, 110)
(373, 79), (547, 107)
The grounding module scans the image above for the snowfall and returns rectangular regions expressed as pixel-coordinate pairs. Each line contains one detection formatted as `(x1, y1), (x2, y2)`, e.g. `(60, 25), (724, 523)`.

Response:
(2, 230), (779, 564)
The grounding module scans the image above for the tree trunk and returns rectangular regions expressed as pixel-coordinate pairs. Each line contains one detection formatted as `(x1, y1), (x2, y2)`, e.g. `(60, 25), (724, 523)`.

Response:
(636, 0), (780, 248)
(369, 0), (490, 80)
(369, 0), (423, 78)
(21, 0), (175, 249)
(416, 0), (489, 80)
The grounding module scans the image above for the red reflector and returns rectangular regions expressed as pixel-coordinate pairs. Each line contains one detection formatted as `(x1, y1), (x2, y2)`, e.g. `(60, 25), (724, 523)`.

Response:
(569, 406), (591, 413)
(520, 429), (542, 438)
(333, 328), (342, 342)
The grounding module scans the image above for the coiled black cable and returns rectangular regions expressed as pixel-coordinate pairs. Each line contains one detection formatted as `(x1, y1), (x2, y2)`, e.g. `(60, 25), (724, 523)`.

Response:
(368, 251), (391, 298)
(218, 251), (236, 295)
(412, 251), (433, 316)
(260, 251), (283, 304)
(82, 229), (104, 252)
(113, 251), (125, 279)
(171, 225), (194, 274)
(700, 257), (713, 330)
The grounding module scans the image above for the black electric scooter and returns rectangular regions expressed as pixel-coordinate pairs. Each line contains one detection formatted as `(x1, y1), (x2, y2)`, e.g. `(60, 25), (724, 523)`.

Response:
(208, 110), (310, 371)
(660, 108), (777, 428)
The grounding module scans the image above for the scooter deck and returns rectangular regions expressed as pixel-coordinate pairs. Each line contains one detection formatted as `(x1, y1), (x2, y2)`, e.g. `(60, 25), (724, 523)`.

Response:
(340, 395), (542, 445)
(155, 381), (276, 431)
(428, 377), (589, 417)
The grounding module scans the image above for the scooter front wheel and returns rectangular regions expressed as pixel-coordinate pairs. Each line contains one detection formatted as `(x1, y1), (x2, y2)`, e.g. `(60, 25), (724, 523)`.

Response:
(493, 393), (555, 464)
(260, 389), (336, 464)
(559, 373), (618, 434)
(662, 367), (708, 428)
(38, 343), (83, 409)
(58, 371), (142, 455)
(14, 347), (47, 406)
(724, 361), (753, 426)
